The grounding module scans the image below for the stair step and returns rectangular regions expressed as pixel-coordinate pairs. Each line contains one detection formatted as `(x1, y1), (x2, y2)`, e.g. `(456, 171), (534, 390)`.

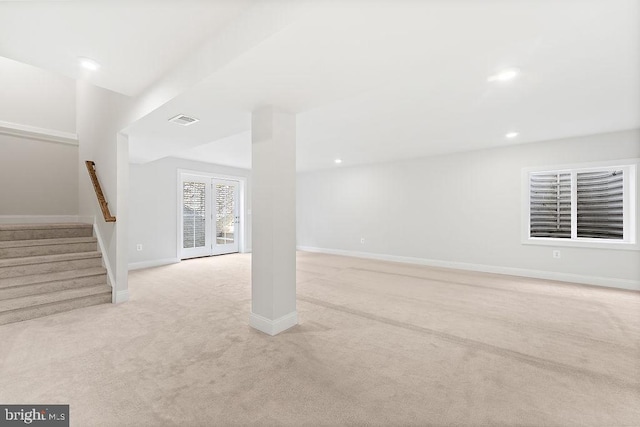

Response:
(0, 237), (97, 259)
(0, 267), (107, 289)
(0, 252), (103, 279)
(0, 223), (93, 242)
(0, 268), (107, 299)
(0, 284), (111, 311)
(0, 222), (111, 325)
(0, 285), (112, 326)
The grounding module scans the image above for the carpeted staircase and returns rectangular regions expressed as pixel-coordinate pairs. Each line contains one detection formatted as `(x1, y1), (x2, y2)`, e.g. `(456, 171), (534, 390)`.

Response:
(0, 223), (112, 325)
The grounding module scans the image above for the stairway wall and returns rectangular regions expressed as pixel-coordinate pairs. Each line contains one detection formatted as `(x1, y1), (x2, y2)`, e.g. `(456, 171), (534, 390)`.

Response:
(76, 81), (132, 303)
(0, 56), (76, 132)
(0, 134), (78, 215)
(0, 56), (78, 216)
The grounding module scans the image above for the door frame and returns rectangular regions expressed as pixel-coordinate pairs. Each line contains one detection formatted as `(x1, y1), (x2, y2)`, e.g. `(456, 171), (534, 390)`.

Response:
(177, 169), (247, 260)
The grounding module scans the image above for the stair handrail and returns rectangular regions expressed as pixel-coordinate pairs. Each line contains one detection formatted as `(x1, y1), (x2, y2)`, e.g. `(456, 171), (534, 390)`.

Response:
(85, 160), (116, 223)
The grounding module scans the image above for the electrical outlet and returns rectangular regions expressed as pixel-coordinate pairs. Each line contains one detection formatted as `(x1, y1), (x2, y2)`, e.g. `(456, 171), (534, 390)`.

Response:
(360, 237), (365, 244)
(552, 250), (561, 259)
(136, 244), (143, 252)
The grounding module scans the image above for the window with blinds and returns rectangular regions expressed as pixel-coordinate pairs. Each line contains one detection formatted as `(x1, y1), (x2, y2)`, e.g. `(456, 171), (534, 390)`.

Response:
(577, 170), (623, 240)
(527, 163), (636, 245)
(530, 172), (571, 238)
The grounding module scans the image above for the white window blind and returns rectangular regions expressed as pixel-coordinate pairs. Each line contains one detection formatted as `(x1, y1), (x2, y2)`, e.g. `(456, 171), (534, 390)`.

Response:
(530, 172), (571, 238)
(183, 181), (207, 249)
(576, 170), (623, 240)
(215, 183), (236, 245)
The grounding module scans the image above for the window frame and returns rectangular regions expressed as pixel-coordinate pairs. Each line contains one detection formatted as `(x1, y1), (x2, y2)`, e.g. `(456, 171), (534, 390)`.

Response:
(522, 159), (639, 251)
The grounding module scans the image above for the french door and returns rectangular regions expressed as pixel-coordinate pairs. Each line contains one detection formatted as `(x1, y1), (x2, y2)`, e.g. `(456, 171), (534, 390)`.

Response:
(181, 175), (240, 259)
(212, 179), (240, 255)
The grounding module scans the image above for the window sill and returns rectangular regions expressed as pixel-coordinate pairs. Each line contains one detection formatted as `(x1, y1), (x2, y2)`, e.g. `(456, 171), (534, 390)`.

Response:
(522, 237), (639, 251)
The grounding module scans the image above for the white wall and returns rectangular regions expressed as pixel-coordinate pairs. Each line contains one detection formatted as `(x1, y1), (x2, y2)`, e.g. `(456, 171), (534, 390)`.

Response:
(0, 56), (76, 132)
(0, 134), (78, 215)
(297, 129), (640, 290)
(76, 81), (132, 301)
(128, 157), (251, 269)
(0, 57), (78, 216)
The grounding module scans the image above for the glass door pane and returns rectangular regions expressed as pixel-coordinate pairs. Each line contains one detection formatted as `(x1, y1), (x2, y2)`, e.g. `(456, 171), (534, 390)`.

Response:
(183, 181), (207, 248)
(213, 180), (239, 255)
(215, 183), (235, 245)
(180, 175), (212, 259)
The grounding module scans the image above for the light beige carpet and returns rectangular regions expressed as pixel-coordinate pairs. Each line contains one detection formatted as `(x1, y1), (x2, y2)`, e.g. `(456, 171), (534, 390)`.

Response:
(0, 252), (638, 426)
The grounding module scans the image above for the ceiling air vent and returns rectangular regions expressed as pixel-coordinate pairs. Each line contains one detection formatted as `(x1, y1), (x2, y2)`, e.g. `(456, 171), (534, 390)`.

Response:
(168, 114), (199, 126)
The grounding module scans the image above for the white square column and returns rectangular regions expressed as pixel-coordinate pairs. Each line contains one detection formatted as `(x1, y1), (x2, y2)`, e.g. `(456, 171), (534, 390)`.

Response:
(250, 106), (297, 335)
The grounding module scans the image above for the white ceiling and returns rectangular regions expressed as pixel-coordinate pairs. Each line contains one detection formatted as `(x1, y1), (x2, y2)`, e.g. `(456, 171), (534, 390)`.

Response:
(128, 0), (640, 171)
(2, 1), (638, 171)
(0, 0), (254, 96)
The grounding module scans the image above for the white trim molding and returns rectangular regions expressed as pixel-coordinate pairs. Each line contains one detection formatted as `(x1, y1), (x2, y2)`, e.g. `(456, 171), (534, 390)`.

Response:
(129, 258), (180, 271)
(0, 120), (78, 146)
(92, 220), (117, 293)
(0, 215), (91, 224)
(297, 246), (640, 292)
(113, 290), (130, 304)
(250, 311), (298, 336)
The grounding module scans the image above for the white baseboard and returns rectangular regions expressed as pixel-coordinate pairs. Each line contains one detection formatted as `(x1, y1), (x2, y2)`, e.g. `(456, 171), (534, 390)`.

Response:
(250, 311), (298, 336)
(0, 215), (87, 224)
(113, 290), (129, 304)
(128, 258), (180, 271)
(297, 246), (640, 291)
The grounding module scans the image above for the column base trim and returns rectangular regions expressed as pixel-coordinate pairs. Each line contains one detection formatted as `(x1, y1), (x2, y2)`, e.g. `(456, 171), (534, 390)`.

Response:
(250, 311), (298, 336)
(113, 290), (129, 304)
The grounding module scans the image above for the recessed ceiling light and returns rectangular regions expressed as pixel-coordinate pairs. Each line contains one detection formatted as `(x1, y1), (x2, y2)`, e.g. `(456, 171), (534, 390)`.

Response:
(78, 57), (100, 71)
(334, 159), (342, 164)
(488, 68), (520, 82)
(505, 132), (519, 139)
